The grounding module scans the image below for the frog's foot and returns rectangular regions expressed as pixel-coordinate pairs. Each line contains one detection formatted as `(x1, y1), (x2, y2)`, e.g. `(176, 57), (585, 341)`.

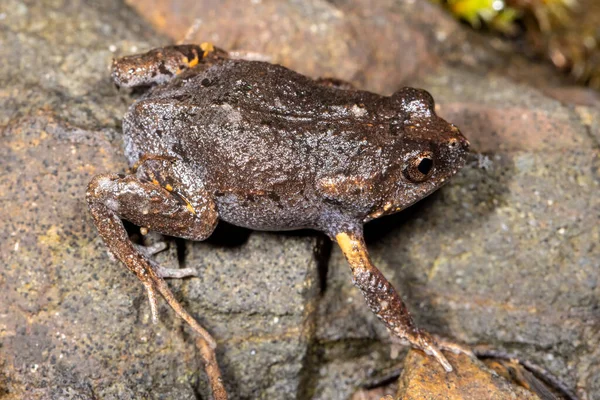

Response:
(132, 241), (199, 324)
(87, 164), (227, 398)
(410, 331), (453, 372)
(335, 228), (453, 372)
(134, 241), (168, 257)
(111, 43), (228, 87)
(87, 157), (218, 345)
(433, 335), (475, 357)
(133, 242), (199, 279)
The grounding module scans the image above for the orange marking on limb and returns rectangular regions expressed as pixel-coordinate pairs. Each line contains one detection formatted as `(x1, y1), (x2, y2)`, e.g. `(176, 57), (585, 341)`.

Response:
(165, 184), (173, 191)
(200, 42), (215, 57)
(335, 232), (366, 268)
(185, 203), (196, 215)
(174, 191), (197, 215)
(188, 55), (199, 68)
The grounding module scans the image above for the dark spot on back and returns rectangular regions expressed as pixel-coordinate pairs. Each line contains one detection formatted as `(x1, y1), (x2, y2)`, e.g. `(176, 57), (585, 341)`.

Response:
(172, 142), (184, 155)
(268, 192), (281, 202)
(158, 61), (172, 76)
(179, 45), (200, 61)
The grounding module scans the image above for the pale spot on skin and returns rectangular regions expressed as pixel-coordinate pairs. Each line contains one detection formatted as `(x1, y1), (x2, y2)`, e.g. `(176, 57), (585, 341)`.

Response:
(217, 103), (242, 125)
(351, 104), (367, 117)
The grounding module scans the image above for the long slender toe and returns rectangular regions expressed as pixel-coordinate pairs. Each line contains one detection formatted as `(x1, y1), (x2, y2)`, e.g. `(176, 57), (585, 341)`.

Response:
(427, 345), (453, 372)
(156, 266), (198, 279)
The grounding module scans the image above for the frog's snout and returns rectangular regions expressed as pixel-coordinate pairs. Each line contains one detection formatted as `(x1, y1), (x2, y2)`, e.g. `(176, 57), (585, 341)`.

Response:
(447, 132), (470, 153)
(111, 57), (133, 87)
(450, 122), (470, 150)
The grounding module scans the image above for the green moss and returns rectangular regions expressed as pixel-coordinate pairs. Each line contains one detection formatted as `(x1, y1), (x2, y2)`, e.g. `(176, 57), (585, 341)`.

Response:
(431, 0), (521, 34)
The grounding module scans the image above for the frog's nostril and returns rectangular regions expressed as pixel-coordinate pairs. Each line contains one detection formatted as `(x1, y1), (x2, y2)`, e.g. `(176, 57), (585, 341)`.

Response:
(448, 136), (469, 150)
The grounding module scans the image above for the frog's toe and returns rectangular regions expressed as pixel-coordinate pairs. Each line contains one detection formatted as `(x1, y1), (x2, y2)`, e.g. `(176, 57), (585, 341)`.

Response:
(142, 280), (160, 325)
(411, 331), (453, 372)
(434, 336), (475, 358)
(133, 243), (199, 279)
(155, 265), (199, 279)
(134, 241), (168, 257)
(424, 343), (453, 372)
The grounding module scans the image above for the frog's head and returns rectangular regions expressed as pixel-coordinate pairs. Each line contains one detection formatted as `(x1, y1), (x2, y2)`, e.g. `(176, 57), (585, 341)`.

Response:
(367, 87), (469, 221)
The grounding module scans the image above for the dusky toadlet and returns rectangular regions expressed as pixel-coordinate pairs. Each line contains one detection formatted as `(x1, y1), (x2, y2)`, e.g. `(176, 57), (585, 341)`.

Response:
(87, 42), (470, 374)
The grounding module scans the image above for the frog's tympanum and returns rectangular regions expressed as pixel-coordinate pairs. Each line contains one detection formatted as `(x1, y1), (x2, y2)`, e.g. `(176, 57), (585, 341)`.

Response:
(87, 43), (469, 374)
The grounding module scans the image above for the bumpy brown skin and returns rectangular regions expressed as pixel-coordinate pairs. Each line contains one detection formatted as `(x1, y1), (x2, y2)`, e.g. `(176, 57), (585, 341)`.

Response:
(87, 44), (470, 380)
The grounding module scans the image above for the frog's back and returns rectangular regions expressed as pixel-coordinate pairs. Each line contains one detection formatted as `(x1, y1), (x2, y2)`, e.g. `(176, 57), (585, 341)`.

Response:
(123, 59), (394, 229)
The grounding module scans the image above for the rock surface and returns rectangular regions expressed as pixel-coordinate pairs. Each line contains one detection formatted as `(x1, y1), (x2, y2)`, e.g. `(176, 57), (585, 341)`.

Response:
(397, 350), (540, 400)
(1, 0), (598, 399)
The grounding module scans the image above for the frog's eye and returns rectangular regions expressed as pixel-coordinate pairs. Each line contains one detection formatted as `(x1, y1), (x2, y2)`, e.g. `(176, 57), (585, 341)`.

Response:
(403, 152), (435, 183)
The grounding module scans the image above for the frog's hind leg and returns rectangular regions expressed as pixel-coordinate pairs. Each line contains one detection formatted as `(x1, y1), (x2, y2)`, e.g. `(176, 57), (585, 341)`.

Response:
(87, 159), (227, 398)
(86, 159), (218, 341)
(334, 228), (454, 372)
(111, 42), (228, 87)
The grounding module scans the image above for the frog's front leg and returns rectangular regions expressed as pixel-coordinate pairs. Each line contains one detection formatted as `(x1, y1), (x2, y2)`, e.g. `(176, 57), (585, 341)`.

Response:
(111, 42), (228, 87)
(335, 228), (453, 372)
(86, 158), (218, 347)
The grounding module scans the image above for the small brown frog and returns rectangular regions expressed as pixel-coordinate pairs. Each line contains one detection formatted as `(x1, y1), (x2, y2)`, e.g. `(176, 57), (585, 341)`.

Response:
(87, 43), (469, 377)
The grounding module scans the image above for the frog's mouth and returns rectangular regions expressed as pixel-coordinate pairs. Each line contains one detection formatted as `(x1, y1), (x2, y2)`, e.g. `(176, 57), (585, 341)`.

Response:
(364, 178), (445, 222)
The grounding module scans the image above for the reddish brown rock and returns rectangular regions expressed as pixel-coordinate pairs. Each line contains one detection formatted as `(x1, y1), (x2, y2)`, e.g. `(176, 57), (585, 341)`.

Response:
(397, 350), (540, 400)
